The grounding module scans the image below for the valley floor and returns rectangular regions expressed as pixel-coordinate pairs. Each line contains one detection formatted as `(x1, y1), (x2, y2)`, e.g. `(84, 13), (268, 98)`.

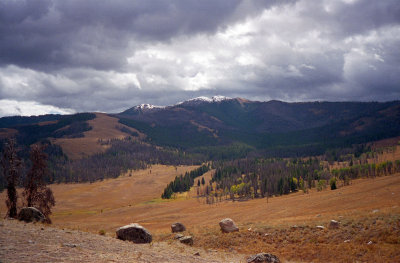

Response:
(0, 166), (400, 262)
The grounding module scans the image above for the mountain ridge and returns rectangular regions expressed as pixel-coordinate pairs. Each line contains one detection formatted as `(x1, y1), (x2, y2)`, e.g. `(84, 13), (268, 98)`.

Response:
(1, 98), (399, 159)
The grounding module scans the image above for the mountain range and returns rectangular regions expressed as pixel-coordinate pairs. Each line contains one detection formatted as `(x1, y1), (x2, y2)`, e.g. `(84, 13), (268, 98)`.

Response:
(1, 97), (400, 159)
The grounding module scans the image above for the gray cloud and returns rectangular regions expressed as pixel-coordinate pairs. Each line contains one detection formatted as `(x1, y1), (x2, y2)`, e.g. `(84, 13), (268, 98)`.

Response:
(0, 0), (399, 117)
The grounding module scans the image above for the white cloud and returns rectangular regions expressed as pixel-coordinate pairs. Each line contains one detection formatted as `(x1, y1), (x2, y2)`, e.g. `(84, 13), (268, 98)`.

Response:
(0, 99), (75, 117)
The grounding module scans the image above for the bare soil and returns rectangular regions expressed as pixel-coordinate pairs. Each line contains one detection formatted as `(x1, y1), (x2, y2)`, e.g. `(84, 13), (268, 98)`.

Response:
(0, 219), (243, 263)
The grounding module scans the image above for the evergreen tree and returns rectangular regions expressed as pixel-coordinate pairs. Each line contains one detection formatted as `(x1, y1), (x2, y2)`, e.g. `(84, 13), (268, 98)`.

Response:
(22, 144), (55, 223)
(1, 139), (21, 218)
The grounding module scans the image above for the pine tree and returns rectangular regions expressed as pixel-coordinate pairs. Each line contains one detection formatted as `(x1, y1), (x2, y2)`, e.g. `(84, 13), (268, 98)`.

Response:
(22, 144), (55, 223)
(1, 139), (21, 218)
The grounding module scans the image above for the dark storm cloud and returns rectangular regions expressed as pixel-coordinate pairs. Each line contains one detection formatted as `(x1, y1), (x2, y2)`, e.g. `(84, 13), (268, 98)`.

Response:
(0, 0), (250, 70)
(0, 0), (399, 116)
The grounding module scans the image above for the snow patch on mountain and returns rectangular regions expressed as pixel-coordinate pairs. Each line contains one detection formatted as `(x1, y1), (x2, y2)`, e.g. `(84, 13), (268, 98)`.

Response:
(134, 104), (165, 110)
(177, 96), (232, 105)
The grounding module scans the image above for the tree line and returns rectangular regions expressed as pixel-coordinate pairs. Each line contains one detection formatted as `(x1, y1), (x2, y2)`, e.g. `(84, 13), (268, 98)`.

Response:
(161, 164), (210, 199)
(199, 156), (400, 204)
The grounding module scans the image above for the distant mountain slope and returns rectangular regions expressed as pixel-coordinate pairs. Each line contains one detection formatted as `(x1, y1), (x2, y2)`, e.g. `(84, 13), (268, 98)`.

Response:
(117, 98), (400, 156)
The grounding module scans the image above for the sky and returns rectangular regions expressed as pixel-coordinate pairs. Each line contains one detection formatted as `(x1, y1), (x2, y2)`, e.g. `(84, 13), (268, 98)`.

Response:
(0, 0), (399, 117)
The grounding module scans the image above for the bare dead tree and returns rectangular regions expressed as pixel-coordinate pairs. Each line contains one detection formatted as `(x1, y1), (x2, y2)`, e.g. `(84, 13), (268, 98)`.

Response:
(22, 144), (55, 223)
(1, 139), (21, 218)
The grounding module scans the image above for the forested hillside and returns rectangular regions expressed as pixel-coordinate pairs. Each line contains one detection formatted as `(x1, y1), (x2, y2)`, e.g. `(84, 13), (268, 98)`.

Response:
(0, 99), (399, 190)
(118, 99), (400, 158)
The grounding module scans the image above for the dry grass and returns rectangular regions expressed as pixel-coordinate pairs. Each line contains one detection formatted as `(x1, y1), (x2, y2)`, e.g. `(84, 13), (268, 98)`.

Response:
(2, 169), (399, 262)
(52, 113), (143, 159)
(1, 136), (400, 261)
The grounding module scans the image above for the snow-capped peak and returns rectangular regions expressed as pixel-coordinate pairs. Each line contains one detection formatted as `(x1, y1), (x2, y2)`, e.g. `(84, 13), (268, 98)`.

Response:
(177, 96), (232, 105)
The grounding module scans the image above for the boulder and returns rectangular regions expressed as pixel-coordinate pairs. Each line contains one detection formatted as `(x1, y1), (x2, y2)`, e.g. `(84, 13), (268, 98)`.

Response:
(247, 253), (281, 263)
(18, 207), (45, 223)
(329, 220), (340, 229)
(116, 223), (152, 243)
(179, 236), (193, 245)
(219, 218), (239, 233)
(171, 222), (186, 233)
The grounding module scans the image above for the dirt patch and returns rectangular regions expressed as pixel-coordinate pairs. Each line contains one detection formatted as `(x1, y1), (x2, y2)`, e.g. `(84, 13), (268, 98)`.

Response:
(0, 219), (243, 263)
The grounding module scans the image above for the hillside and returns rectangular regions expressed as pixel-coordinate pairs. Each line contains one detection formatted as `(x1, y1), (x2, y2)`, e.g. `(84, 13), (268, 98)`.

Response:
(1, 167), (399, 262)
(51, 113), (143, 159)
(117, 98), (400, 158)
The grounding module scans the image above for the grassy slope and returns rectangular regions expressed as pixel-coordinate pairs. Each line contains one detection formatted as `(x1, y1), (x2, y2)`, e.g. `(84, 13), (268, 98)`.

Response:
(1, 168), (398, 262)
(52, 113), (143, 159)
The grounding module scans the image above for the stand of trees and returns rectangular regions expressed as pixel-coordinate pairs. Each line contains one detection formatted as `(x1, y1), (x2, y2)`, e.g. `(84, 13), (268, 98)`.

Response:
(1, 140), (55, 223)
(331, 160), (400, 182)
(46, 137), (206, 184)
(210, 158), (322, 201)
(161, 164), (210, 199)
(202, 156), (400, 203)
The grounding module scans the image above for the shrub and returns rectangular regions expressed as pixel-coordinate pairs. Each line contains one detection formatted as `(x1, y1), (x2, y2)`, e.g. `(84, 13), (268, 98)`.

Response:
(330, 177), (337, 190)
(317, 180), (327, 191)
(99, 229), (106, 235)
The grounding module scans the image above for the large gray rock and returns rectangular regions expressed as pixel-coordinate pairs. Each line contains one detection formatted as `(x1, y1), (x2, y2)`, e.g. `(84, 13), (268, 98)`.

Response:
(247, 253), (281, 263)
(116, 223), (152, 243)
(18, 207), (45, 223)
(171, 222), (186, 233)
(219, 218), (239, 233)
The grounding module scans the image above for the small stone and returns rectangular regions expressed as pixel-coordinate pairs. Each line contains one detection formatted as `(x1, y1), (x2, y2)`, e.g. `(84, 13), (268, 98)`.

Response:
(329, 220), (340, 229)
(63, 243), (77, 248)
(248, 227), (252, 231)
(171, 222), (186, 233)
(316, 225), (325, 230)
(344, 239), (350, 243)
(316, 214), (321, 217)
(372, 209), (379, 214)
(367, 241), (373, 245)
(179, 236), (193, 246)
(194, 252), (200, 256)
(264, 233), (270, 236)
(247, 252), (281, 263)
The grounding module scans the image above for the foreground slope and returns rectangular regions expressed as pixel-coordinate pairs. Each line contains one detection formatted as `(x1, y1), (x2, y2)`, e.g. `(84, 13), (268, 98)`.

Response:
(0, 219), (242, 263)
